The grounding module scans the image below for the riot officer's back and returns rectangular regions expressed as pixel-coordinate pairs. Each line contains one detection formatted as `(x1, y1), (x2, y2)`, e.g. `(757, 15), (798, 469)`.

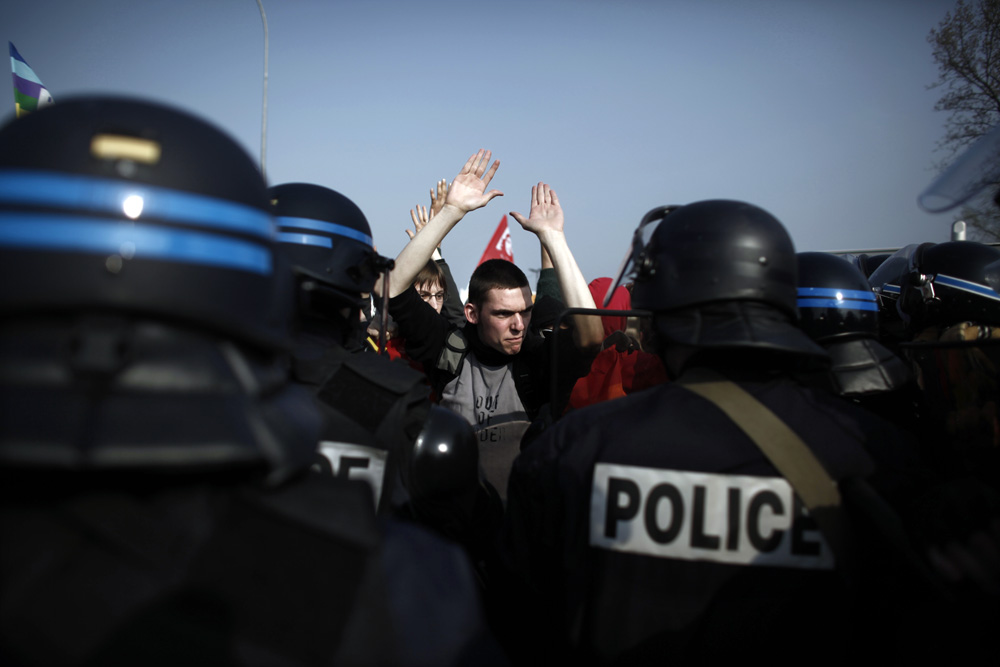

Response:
(0, 98), (495, 666)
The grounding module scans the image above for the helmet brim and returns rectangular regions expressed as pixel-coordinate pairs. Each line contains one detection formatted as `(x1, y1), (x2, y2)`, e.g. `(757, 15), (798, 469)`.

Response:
(654, 301), (828, 359)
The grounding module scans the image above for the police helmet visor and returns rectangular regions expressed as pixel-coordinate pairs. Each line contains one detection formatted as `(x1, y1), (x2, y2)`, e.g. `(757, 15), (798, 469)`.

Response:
(919, 121), (1000, 213)
(868, 243), (922, 311)
(604, 205), (681, 307)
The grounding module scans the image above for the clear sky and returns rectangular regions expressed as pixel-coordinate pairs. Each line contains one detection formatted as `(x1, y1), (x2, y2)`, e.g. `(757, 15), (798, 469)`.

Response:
(2, 0), (965, 289)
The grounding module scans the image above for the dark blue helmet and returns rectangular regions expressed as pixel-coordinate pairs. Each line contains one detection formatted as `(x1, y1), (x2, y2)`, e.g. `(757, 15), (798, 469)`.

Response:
(0, 96), (290, 349)
(616, 200), (825, 357)
(0, 97), (320, 476)
(870, 241), (1000, 336)
(797, 252), (909, 396)
(797, 252), (879, 343)
(269, 183), (387, 307)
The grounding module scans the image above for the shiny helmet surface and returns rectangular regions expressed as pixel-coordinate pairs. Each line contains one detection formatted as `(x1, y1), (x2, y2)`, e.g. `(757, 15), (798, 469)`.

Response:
(269, 183), (386, 309)
(609, 200), (825, 357)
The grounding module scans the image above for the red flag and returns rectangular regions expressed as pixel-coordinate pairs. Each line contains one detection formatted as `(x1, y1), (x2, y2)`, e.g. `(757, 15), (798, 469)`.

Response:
(477, 215), (513, 266)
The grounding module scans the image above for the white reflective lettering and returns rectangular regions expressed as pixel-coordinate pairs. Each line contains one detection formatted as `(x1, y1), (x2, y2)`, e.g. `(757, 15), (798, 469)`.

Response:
(590, 463), (833, 569)
(318, 441), (388, 509)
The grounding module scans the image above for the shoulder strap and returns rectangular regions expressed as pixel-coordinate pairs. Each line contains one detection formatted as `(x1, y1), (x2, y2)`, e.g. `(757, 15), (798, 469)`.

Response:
(511, 352), (541, 421)
(436, 329), (469, 376)
(676, 367), (853, 571)
(678, 367), (952, 601)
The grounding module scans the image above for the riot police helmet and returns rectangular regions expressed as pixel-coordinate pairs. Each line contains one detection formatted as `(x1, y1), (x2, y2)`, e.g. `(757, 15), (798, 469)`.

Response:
(871, 241), (1000, 335)
(0, 96), (289, 350)
(798, 252), (910, 396)
(409, 405), (479, 502)
(797, 252), (879, 343)
(0, 97), (320, 476)
(612, 200), (826, 356)
(853, 252), (891, 279)
(867, 243), (924, 343)
(269, 183), (388, 310)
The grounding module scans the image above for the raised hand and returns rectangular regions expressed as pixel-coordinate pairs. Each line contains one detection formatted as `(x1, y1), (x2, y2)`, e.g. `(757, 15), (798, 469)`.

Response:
(406, 204), (429, 240)
(444, 149), (502, 213)
(510, 182), (563, 235)
(429, 179), (449, 219)
(406, 202), (444, 251)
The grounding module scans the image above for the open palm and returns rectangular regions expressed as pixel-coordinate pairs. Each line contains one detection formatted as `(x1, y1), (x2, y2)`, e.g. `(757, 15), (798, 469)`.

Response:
(445, 149), (503, 213)
(510, 182), (563, 234)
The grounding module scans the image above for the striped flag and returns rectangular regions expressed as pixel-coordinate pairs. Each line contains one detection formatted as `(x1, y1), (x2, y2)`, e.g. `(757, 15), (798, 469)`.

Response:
(10, 42), (54, 118)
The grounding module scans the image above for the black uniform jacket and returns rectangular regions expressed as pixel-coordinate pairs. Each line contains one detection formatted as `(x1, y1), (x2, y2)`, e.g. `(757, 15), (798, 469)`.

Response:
(504, 362), (914, 664)
(0, 469), (498, 666)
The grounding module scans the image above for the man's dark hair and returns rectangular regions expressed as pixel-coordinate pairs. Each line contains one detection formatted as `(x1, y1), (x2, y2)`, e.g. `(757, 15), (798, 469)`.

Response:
(468, 259), (529, 308)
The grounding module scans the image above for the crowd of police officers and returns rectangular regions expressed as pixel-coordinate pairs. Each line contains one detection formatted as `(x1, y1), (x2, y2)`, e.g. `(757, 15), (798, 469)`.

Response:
(0, 96), (998, 665)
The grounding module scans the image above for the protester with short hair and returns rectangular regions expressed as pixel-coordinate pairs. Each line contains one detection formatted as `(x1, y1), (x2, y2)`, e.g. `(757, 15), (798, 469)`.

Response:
(387, 151), (602, 434)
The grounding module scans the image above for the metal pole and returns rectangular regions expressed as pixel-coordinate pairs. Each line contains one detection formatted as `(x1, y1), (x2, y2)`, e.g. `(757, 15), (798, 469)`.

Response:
(255, 0), (269, 179)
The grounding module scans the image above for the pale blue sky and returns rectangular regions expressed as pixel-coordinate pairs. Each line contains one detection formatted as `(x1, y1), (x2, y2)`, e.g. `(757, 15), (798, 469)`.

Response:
(3, 0), (964, 287)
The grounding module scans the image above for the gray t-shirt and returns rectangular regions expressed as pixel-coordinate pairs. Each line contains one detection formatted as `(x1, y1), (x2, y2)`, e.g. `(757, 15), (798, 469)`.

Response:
(440, 353), (527, 432)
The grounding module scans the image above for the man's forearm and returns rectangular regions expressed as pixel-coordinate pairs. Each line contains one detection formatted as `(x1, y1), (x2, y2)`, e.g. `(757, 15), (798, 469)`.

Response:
(536, 229), (603, 350)
(390, 149), (502, 297)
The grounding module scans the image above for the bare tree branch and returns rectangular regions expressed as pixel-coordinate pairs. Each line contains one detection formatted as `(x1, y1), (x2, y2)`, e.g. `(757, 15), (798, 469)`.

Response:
(929, 0), (1000, 234)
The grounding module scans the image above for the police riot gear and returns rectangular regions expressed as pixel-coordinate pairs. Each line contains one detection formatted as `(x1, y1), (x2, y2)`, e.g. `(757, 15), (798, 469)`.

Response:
(797, 252), (910, 398)
(269, 182), (432, 514)
(269, 182), (390, 309)
(612, 200), (825, 357)
(0, 98), (499, 665)
(504, 200), (916, 664)
(410, 405), (480, 502)
(870, 242), (1000, 336)
(0, 96), (290, 351)
(797, 252), (879, 342)
(0, 97), (312, 476)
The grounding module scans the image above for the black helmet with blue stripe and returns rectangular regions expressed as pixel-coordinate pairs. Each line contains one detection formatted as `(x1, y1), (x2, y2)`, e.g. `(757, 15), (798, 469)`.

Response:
(870, 241), (1000, 335)
(797, 252), (910, 397)
(0, 97), (321, 476)
(269, 183), (386, 308)
(796, 252), (879, 342)
(0, 96), (289, 349)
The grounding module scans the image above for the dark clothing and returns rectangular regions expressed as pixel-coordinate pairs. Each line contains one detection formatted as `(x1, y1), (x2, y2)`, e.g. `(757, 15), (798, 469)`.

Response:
(504, 362), (913, 664)
(290, 324), (431, 514)
(534, 267), (561, 302)
(0, 470), (494, 666)
(0, 321), (498, 666)
(389, 288), (590, 424)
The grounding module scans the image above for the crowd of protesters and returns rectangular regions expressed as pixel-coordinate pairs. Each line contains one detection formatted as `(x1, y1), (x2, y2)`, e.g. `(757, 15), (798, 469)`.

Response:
(1, 96), (999, 666)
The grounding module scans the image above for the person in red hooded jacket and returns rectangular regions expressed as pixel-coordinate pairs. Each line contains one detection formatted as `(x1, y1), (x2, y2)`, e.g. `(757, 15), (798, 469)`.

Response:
(567, 277), (667, 410)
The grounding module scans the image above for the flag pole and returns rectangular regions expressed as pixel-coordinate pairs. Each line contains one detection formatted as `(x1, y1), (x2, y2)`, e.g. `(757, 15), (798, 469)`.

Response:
(255, 0), (269, 179)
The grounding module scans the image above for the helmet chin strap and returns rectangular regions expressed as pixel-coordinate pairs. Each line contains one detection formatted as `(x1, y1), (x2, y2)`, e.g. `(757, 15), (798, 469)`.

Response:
(367, 253), (395, 356)
(378, 274), (390, 355)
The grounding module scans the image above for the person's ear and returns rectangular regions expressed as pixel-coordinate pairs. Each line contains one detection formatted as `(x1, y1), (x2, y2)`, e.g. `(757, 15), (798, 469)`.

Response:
(465, 302), (479, 324)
